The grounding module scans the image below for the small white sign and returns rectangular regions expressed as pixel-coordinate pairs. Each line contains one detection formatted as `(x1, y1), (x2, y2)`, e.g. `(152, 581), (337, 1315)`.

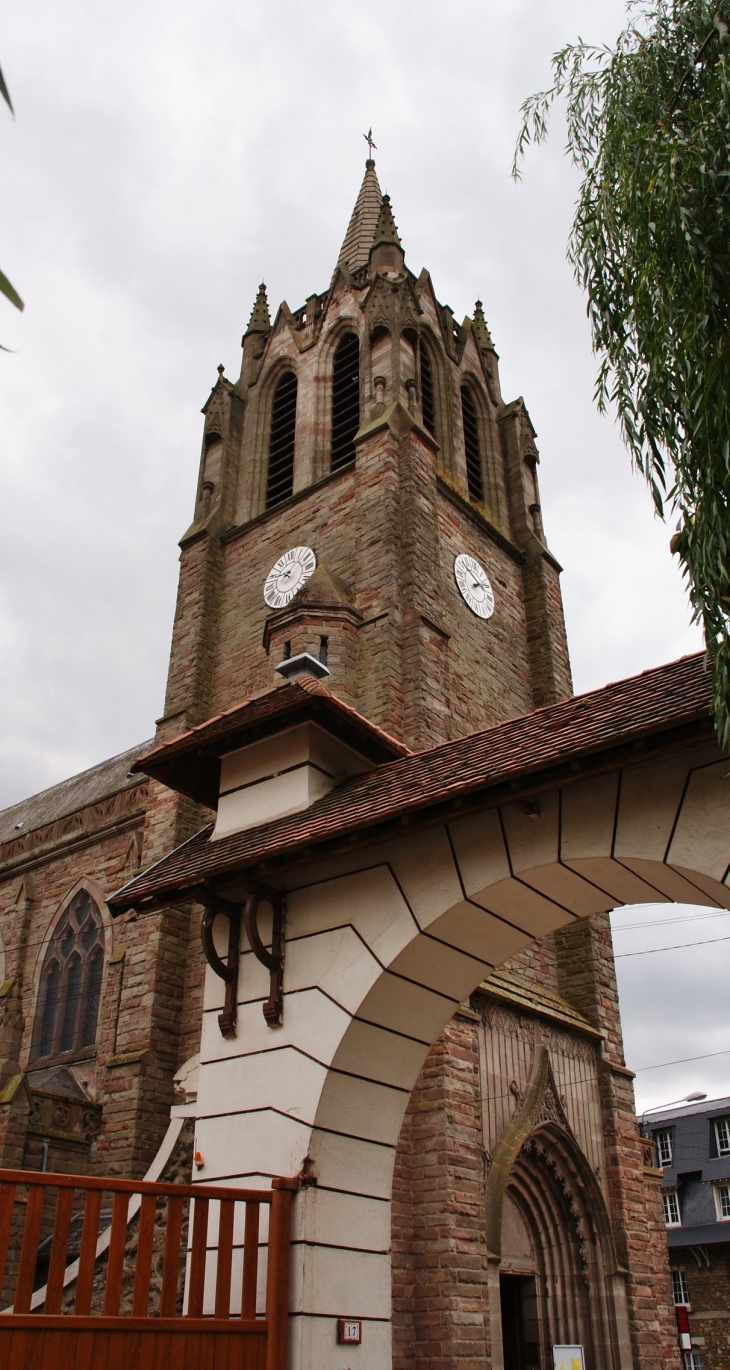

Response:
(337, 1318), (362, 1344)
(553, 1346), (585, 1370)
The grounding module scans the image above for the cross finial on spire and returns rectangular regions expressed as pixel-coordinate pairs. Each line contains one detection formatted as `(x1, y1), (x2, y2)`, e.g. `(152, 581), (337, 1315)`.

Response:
(363, 127), (377, 161)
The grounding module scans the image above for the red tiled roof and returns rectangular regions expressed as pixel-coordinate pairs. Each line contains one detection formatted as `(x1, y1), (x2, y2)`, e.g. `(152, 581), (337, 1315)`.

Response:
(109, 652), (712, 912)
(131, 673), (411, 808)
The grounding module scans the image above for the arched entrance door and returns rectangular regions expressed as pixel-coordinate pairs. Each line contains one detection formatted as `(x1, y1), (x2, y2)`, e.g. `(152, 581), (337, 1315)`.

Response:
(501, 1129), (620, 1370)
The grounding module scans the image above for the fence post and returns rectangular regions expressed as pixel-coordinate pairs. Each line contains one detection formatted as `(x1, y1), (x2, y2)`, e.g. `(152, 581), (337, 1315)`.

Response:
(265, 1178), (297, 1370)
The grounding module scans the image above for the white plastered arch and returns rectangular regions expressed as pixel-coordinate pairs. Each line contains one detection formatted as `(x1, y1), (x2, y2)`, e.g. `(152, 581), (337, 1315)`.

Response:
(194, 737), (730, 1370)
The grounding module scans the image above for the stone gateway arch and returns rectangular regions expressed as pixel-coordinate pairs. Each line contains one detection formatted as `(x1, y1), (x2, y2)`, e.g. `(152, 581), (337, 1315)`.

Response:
(111, 651), (729, 1370)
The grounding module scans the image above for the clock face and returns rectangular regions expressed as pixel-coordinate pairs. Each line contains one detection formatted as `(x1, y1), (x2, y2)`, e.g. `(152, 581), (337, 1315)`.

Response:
(454, 553), (495, 620)
(263, 546), (317, 609)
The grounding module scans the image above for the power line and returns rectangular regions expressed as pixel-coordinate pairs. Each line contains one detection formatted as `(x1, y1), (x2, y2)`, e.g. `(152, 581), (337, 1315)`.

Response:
(612, 909), (730, 933)
(615, 934), (730, 958)
(635, 1048), (730, 1073)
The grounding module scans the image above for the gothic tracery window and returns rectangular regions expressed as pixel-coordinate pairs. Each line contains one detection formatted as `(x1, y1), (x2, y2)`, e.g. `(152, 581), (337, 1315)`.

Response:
(461, 385), (484, 502)
(266, 371), (298, 508)
(331, 332), (360, 471)
(33, 890), (105, 1061)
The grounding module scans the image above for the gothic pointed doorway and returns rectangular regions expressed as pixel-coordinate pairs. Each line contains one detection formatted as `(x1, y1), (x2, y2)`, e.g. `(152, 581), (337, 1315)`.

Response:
(499, 1129), (623, 1370)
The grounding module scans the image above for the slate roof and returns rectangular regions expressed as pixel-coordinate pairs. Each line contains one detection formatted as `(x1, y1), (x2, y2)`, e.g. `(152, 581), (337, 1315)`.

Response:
(0, 740), (154, 845)
(645, 1094), (730, 1196)
(110, 652), (712, 912)
(667, 1223), (730, 1247)
(26, 1065), (92, 1100)
(646, 1094), (730, 1125)
(339, 159), (383, 271)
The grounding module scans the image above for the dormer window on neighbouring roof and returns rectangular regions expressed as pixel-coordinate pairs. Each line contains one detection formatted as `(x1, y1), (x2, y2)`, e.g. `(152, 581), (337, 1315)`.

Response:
(655, 1128), (673, 1166)
(715, 1117), (730, 1156)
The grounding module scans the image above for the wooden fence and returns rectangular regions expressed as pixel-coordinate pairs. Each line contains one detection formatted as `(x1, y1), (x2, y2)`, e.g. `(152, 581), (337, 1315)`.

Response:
(0, 1166), (295, 1370)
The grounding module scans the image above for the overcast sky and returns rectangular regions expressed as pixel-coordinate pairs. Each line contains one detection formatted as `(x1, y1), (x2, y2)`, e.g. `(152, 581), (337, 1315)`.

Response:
(0, 0), (725, 1110)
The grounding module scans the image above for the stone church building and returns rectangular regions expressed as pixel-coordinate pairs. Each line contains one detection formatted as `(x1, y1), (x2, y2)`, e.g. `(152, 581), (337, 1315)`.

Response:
(0, 158), (686, 1369)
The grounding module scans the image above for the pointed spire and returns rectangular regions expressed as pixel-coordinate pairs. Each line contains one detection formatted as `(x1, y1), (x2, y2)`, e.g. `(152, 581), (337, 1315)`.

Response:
(245, 282), (271, 335)
(472, 299), (494, 351)
(372, 194), (401, 250)
(339, 160), (383, 272)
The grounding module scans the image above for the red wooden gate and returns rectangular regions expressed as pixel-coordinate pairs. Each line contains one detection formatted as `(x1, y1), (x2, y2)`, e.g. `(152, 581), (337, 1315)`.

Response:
(0, 1167), (295, 1370)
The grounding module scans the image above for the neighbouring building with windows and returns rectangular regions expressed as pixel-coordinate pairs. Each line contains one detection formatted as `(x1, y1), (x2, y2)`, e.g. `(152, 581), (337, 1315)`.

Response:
(643, 1097), (730, 1370)
(0, 153), (717, 1370)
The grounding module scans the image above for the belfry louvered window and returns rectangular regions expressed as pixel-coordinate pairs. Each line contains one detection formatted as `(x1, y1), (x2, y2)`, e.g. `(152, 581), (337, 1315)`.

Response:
(331, 332), (360, 470)
(461, 386), (484, 502)
(266, 371), (298, 508)
(33, 890), (105, 1061)
(420, 346), (436, 437)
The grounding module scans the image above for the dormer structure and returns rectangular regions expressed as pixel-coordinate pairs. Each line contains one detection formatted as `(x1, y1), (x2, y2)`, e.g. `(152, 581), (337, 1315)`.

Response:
(157, 154), (572, 866)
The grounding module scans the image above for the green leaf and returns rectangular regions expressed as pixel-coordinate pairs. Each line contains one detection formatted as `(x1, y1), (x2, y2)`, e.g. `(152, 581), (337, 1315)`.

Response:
(514, 0), (730, 748)
(0, 64), (13, 115)
(0, 269), (23, 312)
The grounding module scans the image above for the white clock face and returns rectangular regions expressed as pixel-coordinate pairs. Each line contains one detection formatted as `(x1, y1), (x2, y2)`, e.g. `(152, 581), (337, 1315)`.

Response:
(454, 553), (495, 620)
(264, 546), (317, 609)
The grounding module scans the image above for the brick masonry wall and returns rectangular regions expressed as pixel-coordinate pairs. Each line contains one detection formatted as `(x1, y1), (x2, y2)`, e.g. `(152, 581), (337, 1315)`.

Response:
(97, 899), (193, 1178)
(498, 931), (559, 993)
(162, 421), (542, 759)
(393, 915), (681, 1370)
(521, 554), (573, 707)
(677, 1245), (730, 1370)
(0, 824), (144, 1095)
(436, 485), (534, 737)
(0, 813), (204, 1182)
(554, 915), (680, 1370)
(393, 1012), (490, 1370)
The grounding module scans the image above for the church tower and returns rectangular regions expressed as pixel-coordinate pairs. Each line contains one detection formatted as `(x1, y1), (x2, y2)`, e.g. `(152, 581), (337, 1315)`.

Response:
(123, 161), (673, 1370)
(156, 156), (571, 814)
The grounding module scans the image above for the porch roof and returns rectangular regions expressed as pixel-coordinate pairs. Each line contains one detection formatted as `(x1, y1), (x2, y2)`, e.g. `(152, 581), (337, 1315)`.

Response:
(129, 672), (410, 809)
(109, 652), (713, 913)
